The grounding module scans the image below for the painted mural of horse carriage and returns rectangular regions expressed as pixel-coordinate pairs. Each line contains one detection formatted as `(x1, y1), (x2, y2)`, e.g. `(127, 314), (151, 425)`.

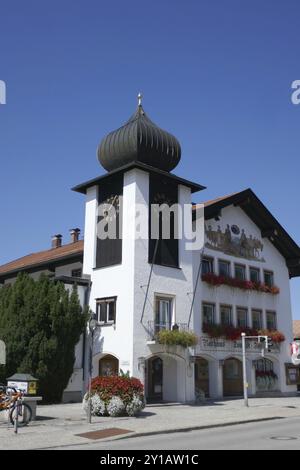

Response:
(205, 223), (265, 262)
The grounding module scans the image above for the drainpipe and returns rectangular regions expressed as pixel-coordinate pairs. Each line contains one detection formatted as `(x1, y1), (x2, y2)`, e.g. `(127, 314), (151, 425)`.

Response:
(82, 280), (92, 382)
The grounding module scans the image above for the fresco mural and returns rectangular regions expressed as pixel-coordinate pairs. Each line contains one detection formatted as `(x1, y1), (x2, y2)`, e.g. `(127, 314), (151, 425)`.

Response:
(205, 223), (265, 262)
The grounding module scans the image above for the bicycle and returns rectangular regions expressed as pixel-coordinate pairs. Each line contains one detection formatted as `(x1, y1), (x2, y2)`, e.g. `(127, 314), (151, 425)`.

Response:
(0, 384), (32, 427)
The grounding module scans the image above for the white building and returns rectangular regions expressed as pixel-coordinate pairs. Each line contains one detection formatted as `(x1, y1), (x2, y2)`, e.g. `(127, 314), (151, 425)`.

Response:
(1, 98), (300, 402)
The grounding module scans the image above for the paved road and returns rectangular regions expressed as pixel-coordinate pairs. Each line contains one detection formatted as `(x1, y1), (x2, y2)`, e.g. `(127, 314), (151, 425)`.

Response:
(59, 417), (300, 450)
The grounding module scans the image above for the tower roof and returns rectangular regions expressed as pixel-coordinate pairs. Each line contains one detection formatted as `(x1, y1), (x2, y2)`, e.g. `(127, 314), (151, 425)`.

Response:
(98, 95), (181, 172)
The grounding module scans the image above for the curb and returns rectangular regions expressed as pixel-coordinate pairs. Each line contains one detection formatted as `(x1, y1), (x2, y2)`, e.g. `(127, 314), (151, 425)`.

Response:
(111, 416), (285, 442)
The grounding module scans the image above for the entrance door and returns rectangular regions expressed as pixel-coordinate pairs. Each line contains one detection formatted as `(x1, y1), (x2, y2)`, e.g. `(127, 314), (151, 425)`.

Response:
(195, 358), (209, 397)
(99, 355), (119, 376)
(223, 358), (243, 397)
(147, 357), (163, 402)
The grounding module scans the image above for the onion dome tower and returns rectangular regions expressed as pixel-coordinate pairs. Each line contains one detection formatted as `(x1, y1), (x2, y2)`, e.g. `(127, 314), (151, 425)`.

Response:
(98, 94), (181, 173)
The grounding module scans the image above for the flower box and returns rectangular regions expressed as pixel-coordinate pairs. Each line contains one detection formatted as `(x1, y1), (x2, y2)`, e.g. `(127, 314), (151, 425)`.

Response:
(202, 273), (280, 295)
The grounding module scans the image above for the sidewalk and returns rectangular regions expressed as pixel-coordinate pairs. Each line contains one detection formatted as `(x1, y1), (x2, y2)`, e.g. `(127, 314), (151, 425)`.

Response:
(1, 397), (300, 450)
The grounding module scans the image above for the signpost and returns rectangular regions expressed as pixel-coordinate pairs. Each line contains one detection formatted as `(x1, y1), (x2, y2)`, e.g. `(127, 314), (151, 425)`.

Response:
(241, 333), (270, 407)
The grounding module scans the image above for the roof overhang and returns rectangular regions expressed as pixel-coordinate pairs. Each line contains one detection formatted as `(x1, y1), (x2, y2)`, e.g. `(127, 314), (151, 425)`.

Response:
(72, 162), (206, 195)
(0, 252), (83, 283)
(194, 188), (300, 279)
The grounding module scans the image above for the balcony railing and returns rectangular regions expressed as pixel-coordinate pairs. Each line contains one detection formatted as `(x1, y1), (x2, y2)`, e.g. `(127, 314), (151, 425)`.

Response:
(147, 321), (189, 342)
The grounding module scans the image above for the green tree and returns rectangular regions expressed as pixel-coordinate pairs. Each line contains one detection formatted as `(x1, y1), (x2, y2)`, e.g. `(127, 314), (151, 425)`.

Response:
(0, 273), (88, 402)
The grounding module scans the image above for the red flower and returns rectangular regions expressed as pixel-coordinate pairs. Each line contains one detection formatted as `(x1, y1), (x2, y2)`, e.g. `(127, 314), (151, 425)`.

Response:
(89, 376), (144, 405)
(202, 273), (280, 295)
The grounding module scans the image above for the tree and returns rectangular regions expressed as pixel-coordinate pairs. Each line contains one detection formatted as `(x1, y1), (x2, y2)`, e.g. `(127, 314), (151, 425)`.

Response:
(0, 273), (88, 402)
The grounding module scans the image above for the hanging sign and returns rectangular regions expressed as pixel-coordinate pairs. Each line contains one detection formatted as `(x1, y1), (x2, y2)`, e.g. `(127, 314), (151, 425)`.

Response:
(0, 340), (6, 365)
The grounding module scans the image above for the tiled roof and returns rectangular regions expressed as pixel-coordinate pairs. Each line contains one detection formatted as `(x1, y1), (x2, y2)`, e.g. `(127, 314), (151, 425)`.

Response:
(0, 240), (84, 278)
(293, 320), (300, 339)
(194, 192), (241, 208)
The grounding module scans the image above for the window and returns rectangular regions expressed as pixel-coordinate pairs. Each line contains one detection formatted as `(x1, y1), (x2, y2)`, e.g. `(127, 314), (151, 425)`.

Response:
(96, 297), (116, 324)
(264, 271), (274, 288)
(252, 310), (263, 329)
(266, 311), (277, 330)
(235, 264), (246, 281)
(250, 267), (260, 283)
(220, 305), (232, 326)
(219, 260), (230, 278)
(202, 257), (214, 275)
(155, 296), (173, 330)
(255, 358), (274, 373)
(202, 303), (215, 325)
(71, 268), (82, 278)
(237, 308), (248, 328)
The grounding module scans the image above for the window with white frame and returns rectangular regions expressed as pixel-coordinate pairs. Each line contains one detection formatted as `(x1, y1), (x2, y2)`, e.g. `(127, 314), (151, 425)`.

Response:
(264, 271), (274, 288)
(220, 305), (232, 326)
(266, 311), (277, 330)
(237, 307), (248, 328)
(202, 257), (214, 275)
(235, 264), (246, 281)
(96, 297), (116, 325)
(155, 296), (173, 330)
(202, 303), (215, 325)
(252, 309), (263, 329)
(219, 260), (231, 278)
(250, 267), (260, 283)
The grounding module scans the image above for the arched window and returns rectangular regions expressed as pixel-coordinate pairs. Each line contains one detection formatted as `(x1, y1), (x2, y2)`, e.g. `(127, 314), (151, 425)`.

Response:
(99, 355), (119, 376)
(255, 358), (273, 373)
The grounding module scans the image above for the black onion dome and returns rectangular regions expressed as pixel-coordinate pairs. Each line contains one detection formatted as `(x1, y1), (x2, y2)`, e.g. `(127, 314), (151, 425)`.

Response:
(98, 99), (181, 172)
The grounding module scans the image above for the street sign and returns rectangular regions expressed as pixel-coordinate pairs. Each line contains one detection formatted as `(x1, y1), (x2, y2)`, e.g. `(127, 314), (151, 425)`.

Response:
(0, 340), (6, 365)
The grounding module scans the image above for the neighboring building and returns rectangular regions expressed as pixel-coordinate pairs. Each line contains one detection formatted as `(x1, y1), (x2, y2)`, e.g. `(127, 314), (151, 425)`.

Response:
(293, 321), (300, 340)
(0, 231), (88, 402)
(1, 98), (300, 402)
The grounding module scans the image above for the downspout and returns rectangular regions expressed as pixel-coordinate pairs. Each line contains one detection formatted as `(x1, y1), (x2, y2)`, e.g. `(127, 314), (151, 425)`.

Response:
(82, 280), (92, 381)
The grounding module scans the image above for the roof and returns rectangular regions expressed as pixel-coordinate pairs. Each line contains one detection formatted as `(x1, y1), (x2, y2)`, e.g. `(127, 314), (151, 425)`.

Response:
(194, 188), (300, 278)
(0, 240), (84, 281)
(98, 103), (181, 173)
(72, 161), (205, 195)
(293, 321), (300, 339)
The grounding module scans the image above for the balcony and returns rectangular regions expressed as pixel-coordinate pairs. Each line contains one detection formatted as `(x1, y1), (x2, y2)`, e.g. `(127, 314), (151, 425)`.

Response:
(147, 321), (189, 342)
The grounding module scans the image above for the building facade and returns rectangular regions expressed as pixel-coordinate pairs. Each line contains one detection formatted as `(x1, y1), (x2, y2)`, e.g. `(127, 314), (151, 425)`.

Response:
(1, 98), (300, 402)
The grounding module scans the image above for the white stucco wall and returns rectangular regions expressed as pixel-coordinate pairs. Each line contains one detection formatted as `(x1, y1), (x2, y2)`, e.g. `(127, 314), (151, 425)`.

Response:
(83, 171), (136, 382)
(83, 168), (196, 402)
(192, 205), (295, 396)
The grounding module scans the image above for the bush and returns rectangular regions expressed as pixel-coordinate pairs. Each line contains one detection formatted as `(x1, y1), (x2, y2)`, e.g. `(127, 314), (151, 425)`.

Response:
(126, 394), (145, 416)
(83, 392), (106, 416)
(83, 375), (145, 417)
(0, 273), (88, 402)
(157, 329), (198, 348)
(91, 376), (144, 404)
(107, 396), (125, 417)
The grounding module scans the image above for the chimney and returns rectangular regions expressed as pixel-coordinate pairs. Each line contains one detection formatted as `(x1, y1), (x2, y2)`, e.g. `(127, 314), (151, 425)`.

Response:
(52, 234), (62, 249)
(70, 228), (80, 243)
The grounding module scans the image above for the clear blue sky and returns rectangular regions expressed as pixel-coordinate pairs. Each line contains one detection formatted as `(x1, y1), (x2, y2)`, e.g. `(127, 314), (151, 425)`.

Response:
(0, 0), (299, 317)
